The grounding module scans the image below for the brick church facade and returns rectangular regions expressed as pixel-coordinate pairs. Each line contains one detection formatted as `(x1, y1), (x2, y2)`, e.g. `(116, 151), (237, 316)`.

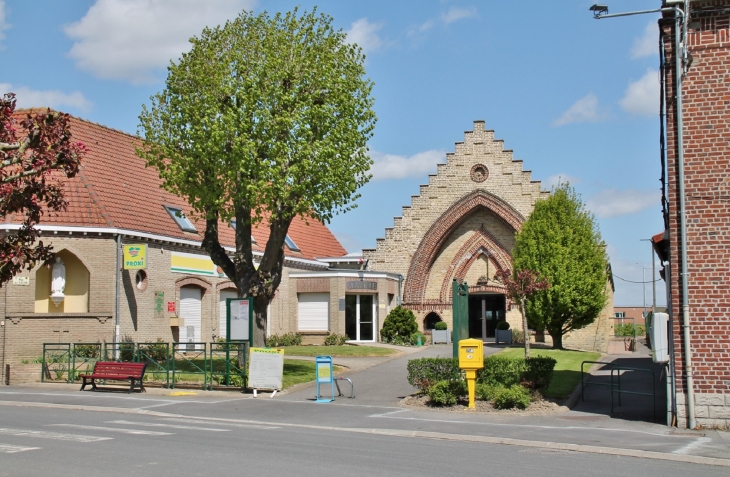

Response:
(364, 121), (614, 352)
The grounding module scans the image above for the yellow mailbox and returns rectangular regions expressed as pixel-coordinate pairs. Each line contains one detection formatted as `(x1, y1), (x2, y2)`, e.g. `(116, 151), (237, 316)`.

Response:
(458, 338), (484, 409)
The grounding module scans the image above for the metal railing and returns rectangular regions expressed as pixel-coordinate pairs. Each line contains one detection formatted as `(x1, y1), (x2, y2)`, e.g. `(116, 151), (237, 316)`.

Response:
(581, 360), (657, 421)
(40, 341), (249, 391)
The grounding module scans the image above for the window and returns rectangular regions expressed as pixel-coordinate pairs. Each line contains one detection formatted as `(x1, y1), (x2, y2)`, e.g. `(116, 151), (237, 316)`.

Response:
(615, 312), (625, 318)
(284, 234), (300, 252)
(164, 206), (197, 232)
(230, 220), (256, 244)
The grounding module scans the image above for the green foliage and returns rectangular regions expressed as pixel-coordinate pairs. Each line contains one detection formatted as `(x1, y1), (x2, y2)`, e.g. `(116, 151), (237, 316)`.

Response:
(476, 383), (504, 401)
(323, 333), (348, 346)
(266, 333), (302, 347)
(428, 380), (467, 406)
(492, 385), (532, 410)
(381, 306), (419, 343)
(137, 8), (377, 347)
(513, 183), (609, 349)
(138, 339), (169, 363)
(73, 343), (100, 359)
(496, 321), (511, 331)
(119, 335), (135, 362)
(615, 323), (645, 336)
(522, 356), (557, 391)
(407, 357), (460, 391)
(434, 321), (448, 331)
(477, 356), (524, 387)
(511, 329), (525, 343)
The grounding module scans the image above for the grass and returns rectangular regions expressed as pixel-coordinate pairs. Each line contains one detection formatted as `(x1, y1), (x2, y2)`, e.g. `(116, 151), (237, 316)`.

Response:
(276, 345), (398, 358)
(497, 347), (601, 399)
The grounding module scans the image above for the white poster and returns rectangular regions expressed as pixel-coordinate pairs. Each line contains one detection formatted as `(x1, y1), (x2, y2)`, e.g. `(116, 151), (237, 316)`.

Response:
(228, 298), (250, 341)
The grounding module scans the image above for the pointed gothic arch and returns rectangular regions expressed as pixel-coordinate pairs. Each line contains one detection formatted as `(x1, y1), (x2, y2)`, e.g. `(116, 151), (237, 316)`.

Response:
(404, 190), (524, 305)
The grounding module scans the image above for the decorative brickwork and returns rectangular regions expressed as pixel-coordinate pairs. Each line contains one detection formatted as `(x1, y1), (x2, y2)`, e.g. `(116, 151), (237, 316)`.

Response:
(364, 121), (612, 352)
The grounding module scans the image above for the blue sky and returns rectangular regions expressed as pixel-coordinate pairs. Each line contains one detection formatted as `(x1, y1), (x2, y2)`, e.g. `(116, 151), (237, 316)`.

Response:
(0, 0), (667, 307)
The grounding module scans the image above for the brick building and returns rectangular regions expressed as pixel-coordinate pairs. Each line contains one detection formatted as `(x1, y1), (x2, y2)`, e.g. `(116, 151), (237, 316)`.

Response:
(0, 113), (400, 382)
(658, 0), (730, 428)
(364, 121), (614, 352)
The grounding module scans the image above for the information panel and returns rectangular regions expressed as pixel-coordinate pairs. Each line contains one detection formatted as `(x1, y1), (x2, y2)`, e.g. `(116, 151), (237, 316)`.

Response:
(248, 347), (284, 391)
(227, 297), (253, 341)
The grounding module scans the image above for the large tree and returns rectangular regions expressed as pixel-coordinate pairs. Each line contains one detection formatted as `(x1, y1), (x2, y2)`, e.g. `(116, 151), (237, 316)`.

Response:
(512, 183), (608, 349)
(0, 93), (85, 285)
(137, 9), (376, 346)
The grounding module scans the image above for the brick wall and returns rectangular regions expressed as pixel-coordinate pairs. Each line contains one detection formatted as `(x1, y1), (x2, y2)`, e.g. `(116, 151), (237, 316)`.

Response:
(364, 121), (612, 351)
(663, 0), (730, 428)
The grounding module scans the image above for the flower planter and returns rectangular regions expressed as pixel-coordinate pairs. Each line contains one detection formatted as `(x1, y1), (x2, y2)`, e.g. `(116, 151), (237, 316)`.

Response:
(495, 329), (512, 344)
(432, 329), (451, 345)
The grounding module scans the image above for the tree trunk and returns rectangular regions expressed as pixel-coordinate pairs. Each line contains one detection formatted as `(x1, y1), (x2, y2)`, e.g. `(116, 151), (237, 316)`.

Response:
(252, 295), (269, 348)
(549, 330), (563, 349)
(520, 298), (530, 359)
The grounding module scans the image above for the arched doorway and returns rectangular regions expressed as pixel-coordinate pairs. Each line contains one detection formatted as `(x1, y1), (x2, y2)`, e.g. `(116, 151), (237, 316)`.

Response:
(423, 312), (442, 331)
(180, 286), (203, 350)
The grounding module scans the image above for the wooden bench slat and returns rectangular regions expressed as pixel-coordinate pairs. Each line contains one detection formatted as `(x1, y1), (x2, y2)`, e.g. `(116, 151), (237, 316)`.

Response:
(79, 361), (147, 394)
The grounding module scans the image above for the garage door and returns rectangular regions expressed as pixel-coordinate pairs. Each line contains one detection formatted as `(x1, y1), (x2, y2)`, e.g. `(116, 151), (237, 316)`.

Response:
(297, 293), (329, 331)
(219, 289), (239, 340)
(179, 286), (202, 350)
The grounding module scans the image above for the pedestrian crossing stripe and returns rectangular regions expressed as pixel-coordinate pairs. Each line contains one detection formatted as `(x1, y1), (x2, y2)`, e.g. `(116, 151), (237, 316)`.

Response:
(48, 424), (172, 436)
(106, 420), (229, 432)
(0, 428), (112, 442)
(0, 443), (41, 453)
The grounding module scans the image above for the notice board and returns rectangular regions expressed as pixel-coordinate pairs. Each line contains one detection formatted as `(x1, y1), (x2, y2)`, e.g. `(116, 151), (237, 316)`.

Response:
(227, 297), (252, 341)
(248, 347), (284, 391)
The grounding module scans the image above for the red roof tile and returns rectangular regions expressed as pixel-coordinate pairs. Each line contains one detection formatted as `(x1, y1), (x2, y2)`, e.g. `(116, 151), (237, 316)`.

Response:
(10, 112), (346, 261)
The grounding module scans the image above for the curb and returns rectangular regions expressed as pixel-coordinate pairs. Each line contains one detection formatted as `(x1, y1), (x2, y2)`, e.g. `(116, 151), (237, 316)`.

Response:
(0, 400), (727, 467)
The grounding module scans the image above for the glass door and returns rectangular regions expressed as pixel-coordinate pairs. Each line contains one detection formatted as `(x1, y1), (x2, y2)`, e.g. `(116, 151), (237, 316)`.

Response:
(359, 295), (374, 341)
(345, 294), (376, 341)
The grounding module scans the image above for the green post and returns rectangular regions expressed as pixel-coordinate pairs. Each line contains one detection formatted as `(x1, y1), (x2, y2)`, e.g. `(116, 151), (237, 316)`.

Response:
(452, 279), (469, 357)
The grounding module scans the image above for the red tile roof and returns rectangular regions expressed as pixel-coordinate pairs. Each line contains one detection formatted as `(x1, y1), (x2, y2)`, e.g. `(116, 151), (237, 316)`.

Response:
(10, 112), (346, 261)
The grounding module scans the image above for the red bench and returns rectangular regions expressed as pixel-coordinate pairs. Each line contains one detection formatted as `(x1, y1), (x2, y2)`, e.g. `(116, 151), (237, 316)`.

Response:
(79, 362), (147, 393)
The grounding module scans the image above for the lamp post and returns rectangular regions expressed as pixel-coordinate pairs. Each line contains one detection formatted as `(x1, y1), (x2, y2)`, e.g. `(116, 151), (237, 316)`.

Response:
(590, 1), (696, 429)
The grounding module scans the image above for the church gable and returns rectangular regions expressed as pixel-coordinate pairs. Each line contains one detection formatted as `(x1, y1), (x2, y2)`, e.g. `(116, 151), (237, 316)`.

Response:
(364, 120), (547, 308)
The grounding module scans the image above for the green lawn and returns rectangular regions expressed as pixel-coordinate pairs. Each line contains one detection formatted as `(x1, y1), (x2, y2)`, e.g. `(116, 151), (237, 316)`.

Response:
(497, 347), (601, 399)
(277, 345), (398, 358)
(282, 360), (341, 389)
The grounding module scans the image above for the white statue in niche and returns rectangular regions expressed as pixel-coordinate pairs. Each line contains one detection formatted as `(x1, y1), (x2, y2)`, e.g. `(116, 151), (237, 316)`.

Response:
(51, 257), (66, 297)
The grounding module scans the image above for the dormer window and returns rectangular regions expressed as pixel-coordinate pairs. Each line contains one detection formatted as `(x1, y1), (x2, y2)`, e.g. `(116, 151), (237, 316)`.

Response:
(164, 206), (197, 233)
(284, 234), (300, 252)
(230, 220), (256, 244)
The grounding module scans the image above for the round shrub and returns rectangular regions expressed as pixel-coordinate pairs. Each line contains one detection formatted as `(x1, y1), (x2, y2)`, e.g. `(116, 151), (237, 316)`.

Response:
(496, 321), (511, 331)
(324, 333), (348, 346)
(493, 385), (531, 410)
(434, 321), (448, 331)
(428, 380), (466, 406)
(476, 383), (504, 402)
(381, 306), (418, 343)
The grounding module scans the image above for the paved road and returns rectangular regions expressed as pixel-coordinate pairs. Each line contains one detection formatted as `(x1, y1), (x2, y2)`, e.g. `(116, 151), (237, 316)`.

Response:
(0, 343), (728, 474)
(0, 405), (726, 477)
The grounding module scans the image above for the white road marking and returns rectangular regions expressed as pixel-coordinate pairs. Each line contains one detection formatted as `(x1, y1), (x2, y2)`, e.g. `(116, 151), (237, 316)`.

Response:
(160, 417), (280, 430)
(0, 443), (41, 453)
(0, 428), (112, 442)
(106, 420), (229, 432)
(672, 437), (713, 454)
(48, 424), (172, 436)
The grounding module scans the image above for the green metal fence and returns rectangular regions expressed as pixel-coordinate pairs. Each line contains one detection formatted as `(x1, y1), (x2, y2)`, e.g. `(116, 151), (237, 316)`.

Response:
(41, 341), (250, 391)
(171, 342), (209, 390)
(41, 344), (70, 382)
(209, 341), (248, 390)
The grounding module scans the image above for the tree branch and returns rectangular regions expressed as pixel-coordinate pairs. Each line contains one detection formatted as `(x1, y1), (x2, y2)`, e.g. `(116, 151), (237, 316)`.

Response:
(201, 213), (236, 280)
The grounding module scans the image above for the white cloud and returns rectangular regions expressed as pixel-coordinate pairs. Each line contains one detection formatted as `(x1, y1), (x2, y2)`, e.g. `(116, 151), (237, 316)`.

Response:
(345, 18), (383, 54)
(620, 69), (659, 116)
(631, 23), (657, 59)
(441, 6), (477, 25)
(0, 83), (92, 112)
(408, 20), (434, 36)
(586, 188), (659, 218)
(369, 149), (446, 181)
(0, 0), (10, 47)
(552, 93), (606, 127)
(64, 0), (256, 84)
(542, 173), (581, 190)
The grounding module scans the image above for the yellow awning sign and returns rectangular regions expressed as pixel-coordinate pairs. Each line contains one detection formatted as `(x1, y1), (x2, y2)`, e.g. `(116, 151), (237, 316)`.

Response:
(123, 244), (147, 269)
(171, 251), (226, 277)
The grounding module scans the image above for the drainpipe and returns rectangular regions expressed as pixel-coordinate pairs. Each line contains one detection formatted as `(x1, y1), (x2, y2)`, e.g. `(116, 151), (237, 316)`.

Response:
(114, 234), (122, 360)
(671, 2), (696, 429)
